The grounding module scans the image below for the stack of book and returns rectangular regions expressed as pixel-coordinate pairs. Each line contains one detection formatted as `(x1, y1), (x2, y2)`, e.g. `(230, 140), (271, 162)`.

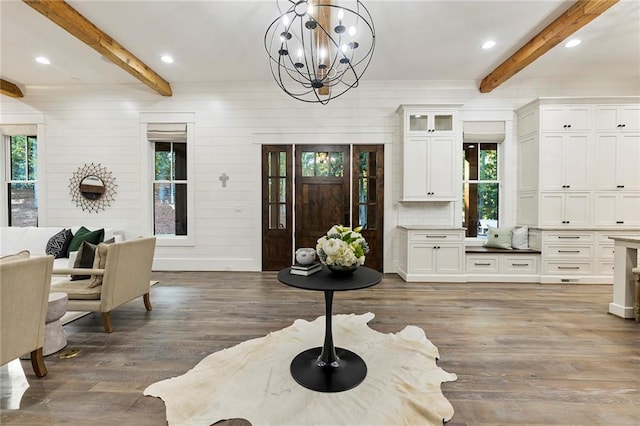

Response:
(290, 262), (322, 276)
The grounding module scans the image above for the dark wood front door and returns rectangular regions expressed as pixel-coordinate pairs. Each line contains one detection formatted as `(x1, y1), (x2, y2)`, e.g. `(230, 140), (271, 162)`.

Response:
(295, 145), (351, 251)
(262, 144), (384, 272)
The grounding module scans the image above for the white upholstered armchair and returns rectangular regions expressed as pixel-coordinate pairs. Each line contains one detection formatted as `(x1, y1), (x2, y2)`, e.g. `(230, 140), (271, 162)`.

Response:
(1, 255), (54, 378)
(51, 237), (157, 333)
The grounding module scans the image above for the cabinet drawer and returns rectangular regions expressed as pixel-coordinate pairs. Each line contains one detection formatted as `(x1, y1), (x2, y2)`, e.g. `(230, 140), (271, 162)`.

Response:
(409, 231), (463, 242)
(596, 244), (615, 260)
(544, 244), (593, 259)
(544, 232), (593, 242)
(466, 256), (499, 273)
(543, 261), (593, 274)
(501, 256), (538, 274)
(597, 262), (615, 275)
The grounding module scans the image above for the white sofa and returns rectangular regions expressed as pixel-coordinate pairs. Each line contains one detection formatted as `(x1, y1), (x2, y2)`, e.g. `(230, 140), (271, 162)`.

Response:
(0, 226), (122, 271)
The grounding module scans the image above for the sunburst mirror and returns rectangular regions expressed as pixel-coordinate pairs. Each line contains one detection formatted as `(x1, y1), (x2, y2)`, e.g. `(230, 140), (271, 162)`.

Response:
(68, 163), (117, 213)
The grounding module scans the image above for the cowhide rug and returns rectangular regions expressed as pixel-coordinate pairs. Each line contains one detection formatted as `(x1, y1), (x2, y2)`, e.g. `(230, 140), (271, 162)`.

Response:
(144, 312), (457, 426)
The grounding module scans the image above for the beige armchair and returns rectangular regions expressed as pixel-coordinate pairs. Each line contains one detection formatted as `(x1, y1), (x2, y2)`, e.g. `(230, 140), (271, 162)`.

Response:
(1, 256), (54, 378)
(52, 237), (156, 333)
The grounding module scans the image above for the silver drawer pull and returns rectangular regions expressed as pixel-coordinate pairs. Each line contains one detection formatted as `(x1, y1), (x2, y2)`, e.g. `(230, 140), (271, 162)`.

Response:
(512, 263), (529, 266)
(558, 250), (581, 253)
(558, 266), (580, 270)
(425, 235), (447, 238)
(474, 262), (491, 266)
(558, 236), (581, 239)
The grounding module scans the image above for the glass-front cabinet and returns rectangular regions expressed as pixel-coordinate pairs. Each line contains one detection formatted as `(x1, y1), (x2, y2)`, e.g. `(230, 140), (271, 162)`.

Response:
(404, 110), (455, 135)
(397, 105), (461, 201)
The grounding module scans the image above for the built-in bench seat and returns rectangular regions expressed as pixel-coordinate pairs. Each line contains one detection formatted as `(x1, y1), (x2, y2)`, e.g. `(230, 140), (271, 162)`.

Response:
(465, 246), (541, 282)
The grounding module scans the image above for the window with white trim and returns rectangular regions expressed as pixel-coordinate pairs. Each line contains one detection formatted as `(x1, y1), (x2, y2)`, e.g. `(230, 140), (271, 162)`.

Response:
(147, 123), (190, 238)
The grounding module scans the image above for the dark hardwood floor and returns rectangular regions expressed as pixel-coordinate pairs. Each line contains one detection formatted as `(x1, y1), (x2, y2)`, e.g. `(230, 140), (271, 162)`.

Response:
(1, 271), (639, 425)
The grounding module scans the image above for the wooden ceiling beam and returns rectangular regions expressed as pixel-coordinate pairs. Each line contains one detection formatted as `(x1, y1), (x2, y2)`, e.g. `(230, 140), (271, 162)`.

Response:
(479, 0), (619, 93)
(23, 0), (172, 96)
(1, 79), (24, 98)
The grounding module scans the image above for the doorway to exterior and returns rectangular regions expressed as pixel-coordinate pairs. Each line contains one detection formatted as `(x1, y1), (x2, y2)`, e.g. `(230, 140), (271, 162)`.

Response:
(262, 144), (384, 272)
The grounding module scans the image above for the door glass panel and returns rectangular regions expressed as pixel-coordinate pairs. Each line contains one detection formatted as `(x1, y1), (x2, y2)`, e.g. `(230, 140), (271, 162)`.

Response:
(409, 114), (428, 131)
(329, 152), (344, 177)
(302, 152), (315, 176)
(279, 152), (287, 176)
(434, 115), (453, 131)
(367, 204), (377, 229)
(315, 152), (329, 176)
(369, 177), (377, 201)
(359, 178), (368, 202)
(358, 152), (369, 176)
(279, 178), (286, 202)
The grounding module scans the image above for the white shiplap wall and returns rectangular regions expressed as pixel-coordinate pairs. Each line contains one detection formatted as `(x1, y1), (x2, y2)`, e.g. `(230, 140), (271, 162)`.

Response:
(0, 79), (637, 272)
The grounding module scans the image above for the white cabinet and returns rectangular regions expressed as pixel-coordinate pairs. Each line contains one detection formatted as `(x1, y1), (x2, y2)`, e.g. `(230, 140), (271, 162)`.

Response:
(541, 105), (592, 131)
(397, 105), (460, 202)
(397, 228), (465, 282)
(595, 134), (640, 191)
(596, 105), (640, 131)
(540, 231), (595, 282)
(539, 133), (591, 191)
(404, 111), (455, 135)
(594, 192), (640, 226)
(403, 136), (456, 200)
(539, 192), (590, 226)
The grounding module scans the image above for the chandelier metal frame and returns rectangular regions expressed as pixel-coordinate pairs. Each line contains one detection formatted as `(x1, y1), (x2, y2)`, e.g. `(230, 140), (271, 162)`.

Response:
(264, 0), (375, 104)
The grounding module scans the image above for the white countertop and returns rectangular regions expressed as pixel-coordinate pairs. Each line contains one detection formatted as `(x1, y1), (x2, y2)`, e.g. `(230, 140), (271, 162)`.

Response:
(398, 225), (466, 230)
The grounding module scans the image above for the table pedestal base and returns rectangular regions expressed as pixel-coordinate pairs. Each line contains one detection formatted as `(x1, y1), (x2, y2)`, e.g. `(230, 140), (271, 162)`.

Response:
(290, 346), (367, 393)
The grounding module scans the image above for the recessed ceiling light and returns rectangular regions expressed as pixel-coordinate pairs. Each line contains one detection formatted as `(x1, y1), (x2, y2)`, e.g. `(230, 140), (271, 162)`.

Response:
(565, 38), (581, 48)
(160, 55), (174, 64)
(35, 56), (50, 65)
(482, 40), (496, 50)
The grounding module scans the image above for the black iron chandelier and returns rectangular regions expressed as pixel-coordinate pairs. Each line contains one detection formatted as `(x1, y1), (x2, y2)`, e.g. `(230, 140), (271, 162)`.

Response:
(264, 0), (375, 104)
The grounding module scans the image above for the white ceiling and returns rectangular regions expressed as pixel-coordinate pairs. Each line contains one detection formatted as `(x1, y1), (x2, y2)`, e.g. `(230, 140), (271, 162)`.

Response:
(1, 0), (639, 93)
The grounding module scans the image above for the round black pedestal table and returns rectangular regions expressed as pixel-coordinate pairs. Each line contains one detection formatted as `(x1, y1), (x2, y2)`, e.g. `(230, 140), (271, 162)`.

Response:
(277, 266), (382, 393)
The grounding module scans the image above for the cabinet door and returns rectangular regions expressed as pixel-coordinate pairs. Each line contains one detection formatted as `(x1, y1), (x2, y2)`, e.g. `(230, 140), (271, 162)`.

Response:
(427, 136), (455, 197)
(540, 192), (589, 226)
(564, 193), (590, 226)
(406, 111), (455, 134)
(597, 134), (640, 190)
(597, 105), (640, 131)
(596, 106), (620, 131)
(563, 134), (591, 190)
(619, 193), (640, 226)
(408, 244), (436, 274)
(542, 106), (591, 131)
(620, 106), (640, 131)
(595, 134), (618, 190)
(403, 138), (428, 199)
(539, 134), (564, 190)
(617, 134), (640, 190)
(540, 193), (564, 226)
(435, 245), (463, 274)
(594, 193), (618, 226)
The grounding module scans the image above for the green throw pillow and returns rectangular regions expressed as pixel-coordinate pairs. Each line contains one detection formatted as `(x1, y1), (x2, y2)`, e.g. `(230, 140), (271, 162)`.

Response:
(484, 226), (513, 250)
(67, 227), (105, 255)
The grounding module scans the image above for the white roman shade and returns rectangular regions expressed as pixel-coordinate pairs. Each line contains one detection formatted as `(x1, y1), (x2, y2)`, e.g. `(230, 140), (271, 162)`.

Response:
(147, 123), (187, 143)
(0, 124), (37, 136)
(463, 121), (505, 143)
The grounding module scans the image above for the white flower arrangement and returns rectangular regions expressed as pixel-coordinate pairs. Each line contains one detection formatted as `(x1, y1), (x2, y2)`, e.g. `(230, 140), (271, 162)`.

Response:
(316, 225), (370, 268)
